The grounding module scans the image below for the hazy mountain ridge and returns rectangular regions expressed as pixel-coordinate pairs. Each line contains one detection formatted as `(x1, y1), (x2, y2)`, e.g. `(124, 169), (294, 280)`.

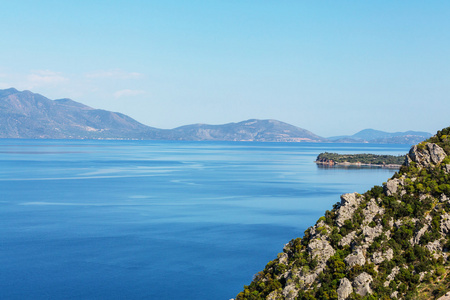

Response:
(329, 129), (432, 145)
(236, 128), (450, 300)
(0, 88), (431, 144)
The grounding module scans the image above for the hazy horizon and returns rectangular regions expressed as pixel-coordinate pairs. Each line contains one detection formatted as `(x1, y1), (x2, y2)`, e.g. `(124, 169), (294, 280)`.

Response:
(1, 1), (449, 136)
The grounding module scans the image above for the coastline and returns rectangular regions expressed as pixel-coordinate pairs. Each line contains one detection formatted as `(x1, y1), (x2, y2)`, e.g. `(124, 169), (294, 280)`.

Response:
(315, 160), (402, 169)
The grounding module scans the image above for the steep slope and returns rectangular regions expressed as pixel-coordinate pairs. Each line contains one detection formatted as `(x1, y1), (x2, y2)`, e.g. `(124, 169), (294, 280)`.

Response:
(0, 88), (160, 139)
(168, 119), (327, 142)
(329, 129), (432, 144)
(236, 127), (450, 300)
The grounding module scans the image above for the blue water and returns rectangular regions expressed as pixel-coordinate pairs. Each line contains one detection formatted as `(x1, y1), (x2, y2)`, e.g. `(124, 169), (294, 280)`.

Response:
(0, 140), (410, 299)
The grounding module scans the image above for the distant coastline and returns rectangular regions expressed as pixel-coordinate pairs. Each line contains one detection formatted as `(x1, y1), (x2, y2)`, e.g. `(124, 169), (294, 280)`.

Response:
(315, 152), (405, 169)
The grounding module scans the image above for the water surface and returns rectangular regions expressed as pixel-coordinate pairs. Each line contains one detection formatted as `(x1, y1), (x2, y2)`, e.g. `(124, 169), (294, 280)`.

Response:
(0, 140), (410, 299)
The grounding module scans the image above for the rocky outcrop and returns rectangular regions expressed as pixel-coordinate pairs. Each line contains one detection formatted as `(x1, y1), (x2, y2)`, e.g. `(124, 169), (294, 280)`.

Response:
(371, 248), (394, 264)
(337, 278), (353, 300)
(236, 129), (450, 300)
(344, 249), (365, 267)
(353, 272), (373, 296)
(336, 193), (362, 227)
(406, 143), (446, 168)
(385, 177), (404, 196)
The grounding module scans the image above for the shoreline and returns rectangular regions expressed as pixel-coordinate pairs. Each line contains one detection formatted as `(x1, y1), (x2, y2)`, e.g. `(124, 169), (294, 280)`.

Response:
(315, 161), (402, 169)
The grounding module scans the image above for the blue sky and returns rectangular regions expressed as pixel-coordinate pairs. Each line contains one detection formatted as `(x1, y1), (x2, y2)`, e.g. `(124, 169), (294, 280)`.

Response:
(1, 1), (449, 136)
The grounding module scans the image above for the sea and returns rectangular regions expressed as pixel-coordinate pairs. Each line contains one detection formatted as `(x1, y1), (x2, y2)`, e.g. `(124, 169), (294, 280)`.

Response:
(0, 140), (411, 299)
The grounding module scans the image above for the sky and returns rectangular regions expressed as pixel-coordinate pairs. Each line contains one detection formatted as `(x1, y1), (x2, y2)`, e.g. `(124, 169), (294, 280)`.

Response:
(0, 1), (449, 137)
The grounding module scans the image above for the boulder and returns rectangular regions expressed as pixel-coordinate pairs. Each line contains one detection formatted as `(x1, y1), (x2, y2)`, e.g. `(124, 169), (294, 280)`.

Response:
(307, 238), (335, 265)
(344, 249), (366, 268)
(372, 248), (394, 265)
(336, 193), (362, 227)
(385, 178), (403, 196)
(407, 143), (446, 168)
(353, 272), (373, 296)
(337, 278), (353, 300)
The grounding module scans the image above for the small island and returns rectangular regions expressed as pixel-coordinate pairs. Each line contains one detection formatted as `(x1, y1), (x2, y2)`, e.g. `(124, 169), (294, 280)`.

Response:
(315, 152), (405, 168)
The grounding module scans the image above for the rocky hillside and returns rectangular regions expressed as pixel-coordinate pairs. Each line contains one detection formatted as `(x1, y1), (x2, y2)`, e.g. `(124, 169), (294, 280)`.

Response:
(236, 127), (450, 299)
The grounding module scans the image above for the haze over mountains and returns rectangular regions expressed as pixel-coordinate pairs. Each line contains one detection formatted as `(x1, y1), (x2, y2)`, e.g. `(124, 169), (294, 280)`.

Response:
(0, 88), (431, 144)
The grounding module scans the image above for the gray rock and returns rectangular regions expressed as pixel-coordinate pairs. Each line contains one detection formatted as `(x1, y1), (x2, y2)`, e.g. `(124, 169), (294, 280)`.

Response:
(362, 199), (384, 224)
(336, 193), (362, 227)
(344, 249), (366, 267)
(282, 283), (297, 300)
(361, 224), (383, 245)
(385, 178), (403, 196)
(391, 291), (399, 298)
(426, 239), (443, 254)
(384, 266), (400, 287)
(428, 143), (447, 165)
(407, 143), (446, 168)
(444, 164), (450, 174)
(371, 248), (394, 265)
(339, 231), (357, 247)
(413, 225), (429, 245)
(437, 291), (450, 300)
(337, 278), (353, 300)
(441, 214), (450, 235)
(353, 272), (373, 296)
(308, 238), (335, 265)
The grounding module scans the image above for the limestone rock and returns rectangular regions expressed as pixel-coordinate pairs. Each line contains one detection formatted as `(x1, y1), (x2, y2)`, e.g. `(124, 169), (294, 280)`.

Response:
(336, 193), (362, 227)
(282, 283), (297, 300)
(385, 178), (403, 196)
(361, 224), (383, 245)
(413, 225), (429, 245)
(344, 249), (366, 268)
(353, 272), (373, 296)
(371, 248), (394, 265)
(441, 214), (450, 235)
(384, 266), (400, 287)
(428, 143), (447, 164)
(307, 238), (335, 265)
(438, 291), (450, 300)
(407, 143), (446, 168)
(444, 164), (450, 174)
(426, 239), (443, 254)
(362, 199), (384, 224)
(339, 231), (356, 247)
(337, 278), (353, 300)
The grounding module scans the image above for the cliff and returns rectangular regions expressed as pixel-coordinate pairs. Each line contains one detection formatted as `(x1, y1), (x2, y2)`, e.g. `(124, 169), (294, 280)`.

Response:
(236, 127), (450, 300)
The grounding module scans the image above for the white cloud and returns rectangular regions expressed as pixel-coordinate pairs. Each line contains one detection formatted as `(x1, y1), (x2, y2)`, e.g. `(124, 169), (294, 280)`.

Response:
(113, 89), (146, 98)
(27, 70), (68, 87)
(86, 69), (144, 80)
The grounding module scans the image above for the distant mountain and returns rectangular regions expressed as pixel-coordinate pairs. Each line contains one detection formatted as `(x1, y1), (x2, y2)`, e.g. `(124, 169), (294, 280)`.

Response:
(0, 88), (433, 144)
(0, 88), (161, 139)
(167, 119), (326, 142)
(329, 128), (432, 144)
(0, 88), (324, 142)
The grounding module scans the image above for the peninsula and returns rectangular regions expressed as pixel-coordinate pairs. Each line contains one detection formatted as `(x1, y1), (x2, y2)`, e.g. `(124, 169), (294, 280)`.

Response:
(315, 152), (406, 168)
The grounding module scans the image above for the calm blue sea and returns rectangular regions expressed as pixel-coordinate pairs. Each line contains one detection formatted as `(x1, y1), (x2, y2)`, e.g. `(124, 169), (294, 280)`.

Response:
(0, 140), (410, 299)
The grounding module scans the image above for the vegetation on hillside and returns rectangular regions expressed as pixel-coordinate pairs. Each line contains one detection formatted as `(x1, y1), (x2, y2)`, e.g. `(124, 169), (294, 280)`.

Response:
(236, 127), (450, 300)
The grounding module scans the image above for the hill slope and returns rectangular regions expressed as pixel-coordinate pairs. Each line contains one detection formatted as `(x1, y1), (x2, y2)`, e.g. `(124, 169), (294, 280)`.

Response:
(329, 129), (432, 144)
(0, 88), (325, 142)
(236, 127), (450, 300)
(167, 119), (326, 142)
(0, 88), (160, 139)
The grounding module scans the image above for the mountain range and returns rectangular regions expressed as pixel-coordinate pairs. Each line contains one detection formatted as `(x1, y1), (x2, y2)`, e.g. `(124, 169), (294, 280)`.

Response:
(329, 129), (432, 144)
(0, 88), (431, 144)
